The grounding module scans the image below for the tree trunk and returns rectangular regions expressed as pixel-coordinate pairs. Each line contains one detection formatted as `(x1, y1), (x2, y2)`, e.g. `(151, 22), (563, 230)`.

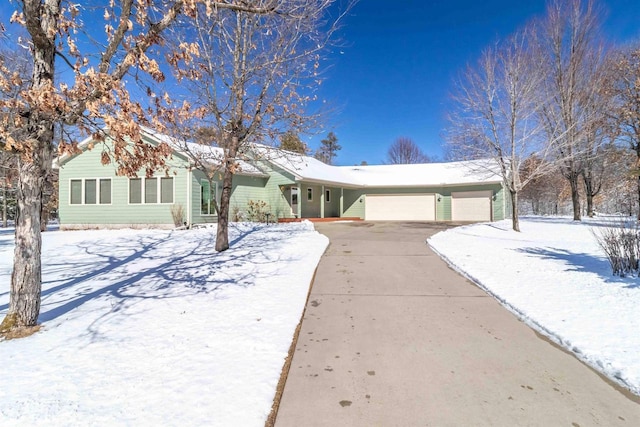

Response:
(2, 176), (6, 228)
(637, 174), (640, 221)
(510, 190), (520, 232)
(1, 1), (58, 332)
(583, 174), (595, 217)
(215, 163), (234, 252)
(0, 132), (53, 331)
(569, 174), (581, 221)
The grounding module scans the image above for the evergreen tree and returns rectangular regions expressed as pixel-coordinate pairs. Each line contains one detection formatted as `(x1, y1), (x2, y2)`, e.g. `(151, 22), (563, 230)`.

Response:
(314, 132), (341, 164)
(279, 132), (309, 154)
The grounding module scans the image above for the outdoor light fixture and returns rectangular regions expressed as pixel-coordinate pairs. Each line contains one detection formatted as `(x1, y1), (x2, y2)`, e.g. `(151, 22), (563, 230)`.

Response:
(437, 196), (442, 202)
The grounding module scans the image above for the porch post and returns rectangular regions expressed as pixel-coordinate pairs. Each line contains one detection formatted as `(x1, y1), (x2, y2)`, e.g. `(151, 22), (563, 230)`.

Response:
(297, 184), (302, 218)
(340, 188), (344, 218)
(321, 185), (325, 218)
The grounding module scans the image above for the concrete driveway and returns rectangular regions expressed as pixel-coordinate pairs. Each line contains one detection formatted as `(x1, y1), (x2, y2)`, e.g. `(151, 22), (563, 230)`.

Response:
(274, 221), (640, 426)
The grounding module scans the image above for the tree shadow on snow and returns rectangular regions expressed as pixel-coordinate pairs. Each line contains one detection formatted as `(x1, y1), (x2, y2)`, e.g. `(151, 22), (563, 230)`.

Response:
(515, 247), (639, 288)
(1, 226), (298, 337)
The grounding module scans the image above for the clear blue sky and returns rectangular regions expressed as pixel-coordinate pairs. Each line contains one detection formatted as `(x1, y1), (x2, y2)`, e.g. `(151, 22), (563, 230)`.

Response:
(309, 0), (640, 165)
(1, 1), (639, 165)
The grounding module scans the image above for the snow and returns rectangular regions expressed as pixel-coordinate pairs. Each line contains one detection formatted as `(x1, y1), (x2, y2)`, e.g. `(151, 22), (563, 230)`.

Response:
(268, 149), (502, 188)
(0, 222), (328, 426)
(339, 160), (502, 187)
(428, 216), (640, 395)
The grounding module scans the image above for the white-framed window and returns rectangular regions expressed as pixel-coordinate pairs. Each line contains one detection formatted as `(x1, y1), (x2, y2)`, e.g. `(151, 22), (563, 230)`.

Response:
(200, 180), (217, 215)
(325, 189), (331, 203)
(129, 177), (174, 204)
(307, 187), (313, 202)
(69, 178), (112, 205)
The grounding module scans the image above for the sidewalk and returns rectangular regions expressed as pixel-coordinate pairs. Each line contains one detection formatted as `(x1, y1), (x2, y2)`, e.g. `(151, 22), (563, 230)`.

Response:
(274, 221), (640, 426)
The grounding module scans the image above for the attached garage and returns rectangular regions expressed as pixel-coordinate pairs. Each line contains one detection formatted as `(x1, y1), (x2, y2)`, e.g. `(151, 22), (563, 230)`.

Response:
(451, 191), (492, 221)
(365, 194), (436, 221)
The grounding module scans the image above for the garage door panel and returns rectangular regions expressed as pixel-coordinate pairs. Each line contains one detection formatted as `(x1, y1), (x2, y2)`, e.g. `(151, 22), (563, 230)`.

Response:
(451, 191), (492, 221)
(365, 194), (435, 221)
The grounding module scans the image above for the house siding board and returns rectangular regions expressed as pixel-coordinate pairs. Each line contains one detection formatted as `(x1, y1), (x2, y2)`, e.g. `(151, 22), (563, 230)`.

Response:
(301, 184), (322, 218)
(59, 141), (190, 227)
(261, 164), (296, 219)
(324, 186), (341, 217)
(343, 189), (365, 218)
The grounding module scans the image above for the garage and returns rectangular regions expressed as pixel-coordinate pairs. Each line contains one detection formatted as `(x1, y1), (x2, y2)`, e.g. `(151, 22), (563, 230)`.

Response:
(365, 194), (436, 221)
(451, 191), (492, 221)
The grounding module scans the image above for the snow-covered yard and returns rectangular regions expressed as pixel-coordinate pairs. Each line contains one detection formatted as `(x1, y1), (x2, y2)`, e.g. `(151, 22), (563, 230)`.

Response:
(428, 216), (640, 396)
(0, 223), (328, 426)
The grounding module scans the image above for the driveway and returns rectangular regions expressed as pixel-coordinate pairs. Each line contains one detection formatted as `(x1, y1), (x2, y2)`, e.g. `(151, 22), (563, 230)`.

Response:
(274, 221), (640, 426)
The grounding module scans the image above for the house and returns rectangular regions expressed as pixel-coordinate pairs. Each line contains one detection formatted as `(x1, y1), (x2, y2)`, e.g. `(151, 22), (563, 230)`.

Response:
(57, 129), (506, 229)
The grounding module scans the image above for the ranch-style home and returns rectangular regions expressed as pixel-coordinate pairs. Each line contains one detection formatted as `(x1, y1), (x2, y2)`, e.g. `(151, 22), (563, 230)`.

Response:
(57, 128), (507, 229)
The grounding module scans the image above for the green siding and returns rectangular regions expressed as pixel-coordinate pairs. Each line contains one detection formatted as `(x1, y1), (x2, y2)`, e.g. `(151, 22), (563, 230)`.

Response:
(59, 141), (190, 227)
(343, 189), (365, 218)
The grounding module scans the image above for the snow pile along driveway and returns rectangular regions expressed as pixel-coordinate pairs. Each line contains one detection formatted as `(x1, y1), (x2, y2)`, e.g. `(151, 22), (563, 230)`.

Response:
(428, 217), (640, 396)
(0, 222), (328, 426)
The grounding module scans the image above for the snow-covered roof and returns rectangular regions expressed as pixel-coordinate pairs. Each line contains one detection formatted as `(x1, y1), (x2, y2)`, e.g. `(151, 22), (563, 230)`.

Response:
(266, 149), (502, 187)
(338, 160), (503, 187)
(139, 127), (269, 177)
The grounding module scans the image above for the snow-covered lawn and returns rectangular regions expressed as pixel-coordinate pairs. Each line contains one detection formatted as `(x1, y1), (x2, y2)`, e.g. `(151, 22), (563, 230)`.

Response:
(0, 223), (328, 426)
(428, 216), (640, 396)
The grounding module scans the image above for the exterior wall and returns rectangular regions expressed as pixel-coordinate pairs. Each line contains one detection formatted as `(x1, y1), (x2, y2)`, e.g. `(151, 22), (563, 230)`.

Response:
(260, 164), (296, 219)
(343, 189), (365, 218)
(59, 140), (190, 228)
(323, 186), (341, 217)
(301, 184), (322, 218)
(340, 183), (505, 221)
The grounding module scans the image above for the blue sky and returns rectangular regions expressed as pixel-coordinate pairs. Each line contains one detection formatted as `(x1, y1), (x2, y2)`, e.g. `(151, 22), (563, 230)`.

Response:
(310, 0), (640, 165)
(2, 1), (639, 165)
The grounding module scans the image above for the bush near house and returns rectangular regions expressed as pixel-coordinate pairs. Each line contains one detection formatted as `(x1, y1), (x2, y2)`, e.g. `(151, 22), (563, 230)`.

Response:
(246, 200), (270, 223)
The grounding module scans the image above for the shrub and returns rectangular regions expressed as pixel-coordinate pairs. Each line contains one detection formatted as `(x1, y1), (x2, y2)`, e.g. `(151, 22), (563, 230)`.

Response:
(246, 200), (270, 223)
(231, 205), (245, 222)
(170, 204), (185, 227)
(593, 220), (640, 277)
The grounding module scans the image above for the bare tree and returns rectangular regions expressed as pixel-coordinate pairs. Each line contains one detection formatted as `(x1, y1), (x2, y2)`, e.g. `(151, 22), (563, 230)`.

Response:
(167, 1), (351, 251)
(536, 0), (605, 221)
(314, 131), (341, 164)
(0, 0), (274, 335)
(386, 137), (430, 164)
(447, 27), (550, 232)
(607, 45), (640, 219)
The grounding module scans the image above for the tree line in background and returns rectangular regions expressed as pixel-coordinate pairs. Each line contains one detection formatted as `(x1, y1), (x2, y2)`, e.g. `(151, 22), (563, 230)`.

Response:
(446, 0), (640, 231)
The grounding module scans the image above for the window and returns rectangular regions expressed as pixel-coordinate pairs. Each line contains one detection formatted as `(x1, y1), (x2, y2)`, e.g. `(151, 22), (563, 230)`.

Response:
(70, 180), (82, 204)
(129, 177), (173, 204)
(85, 179), (96, 204)
(307, 188), (313, 201)
(200, 180), (216, 215)
(100, 179), (111, 204)
(325, 189), (331, 203)
(69, 178), (111, 205)
(161, 177), (174, 204)
(145, 178), (158, 204)
(129, 178), (142, 204)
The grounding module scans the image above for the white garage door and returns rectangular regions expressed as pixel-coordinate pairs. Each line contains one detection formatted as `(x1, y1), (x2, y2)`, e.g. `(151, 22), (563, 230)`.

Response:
(365, 194), (435, 221)
(451, 191), (492, 221)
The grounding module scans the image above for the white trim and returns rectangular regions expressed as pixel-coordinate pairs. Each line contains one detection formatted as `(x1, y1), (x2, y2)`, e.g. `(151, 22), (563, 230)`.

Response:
(68, 178), (112, 206)
(186, 169), (192, 227)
